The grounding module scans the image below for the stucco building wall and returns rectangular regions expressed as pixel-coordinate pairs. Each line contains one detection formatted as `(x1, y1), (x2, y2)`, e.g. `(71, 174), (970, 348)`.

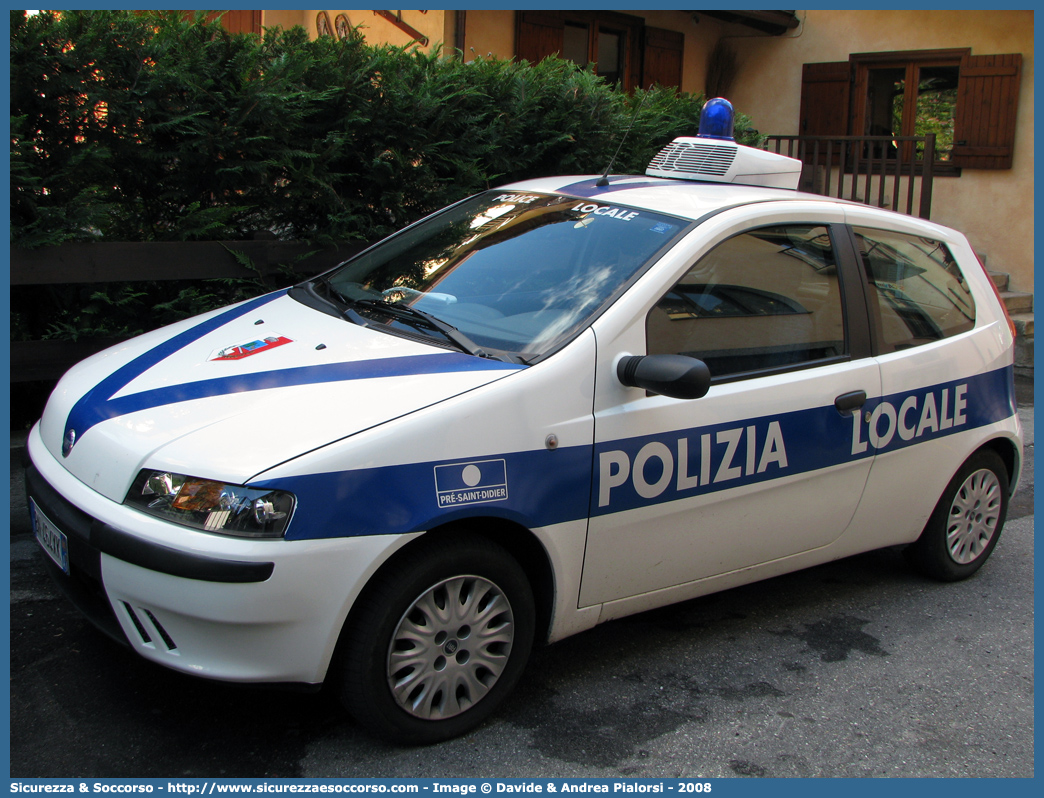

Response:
(264, 10), (448, 51)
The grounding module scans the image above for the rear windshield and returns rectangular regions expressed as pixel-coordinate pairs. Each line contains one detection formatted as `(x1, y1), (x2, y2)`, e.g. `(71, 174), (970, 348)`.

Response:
(318, 191), (688, 361)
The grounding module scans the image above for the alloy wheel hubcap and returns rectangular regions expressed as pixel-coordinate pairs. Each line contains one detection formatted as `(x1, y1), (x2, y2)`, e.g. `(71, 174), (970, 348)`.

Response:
(946, 468), (1002, 565)
(387, 575), (514, 720)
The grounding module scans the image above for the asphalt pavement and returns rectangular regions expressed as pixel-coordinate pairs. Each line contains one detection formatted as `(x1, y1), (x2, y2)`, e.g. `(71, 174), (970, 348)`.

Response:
(7, 379), (1034, 778)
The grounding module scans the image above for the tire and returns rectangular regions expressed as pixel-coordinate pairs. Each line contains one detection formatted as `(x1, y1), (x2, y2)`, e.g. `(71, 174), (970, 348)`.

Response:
(338, 533), (535, 744)
(905, 448), (1009, 581)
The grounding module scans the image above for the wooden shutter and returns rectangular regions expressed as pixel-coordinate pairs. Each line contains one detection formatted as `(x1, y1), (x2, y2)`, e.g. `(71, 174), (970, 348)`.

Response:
(226, 11), (261, 35)
(642, 27), (683, 89)
(516, 11), (564, 64)
(183, 10), (262, 35)
(952, 53), (1022, 169)
(622, 23), (642, 92)
(798, 62), (851, 136)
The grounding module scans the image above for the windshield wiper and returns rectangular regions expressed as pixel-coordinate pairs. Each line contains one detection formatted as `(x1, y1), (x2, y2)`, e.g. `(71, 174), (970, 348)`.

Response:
(353, 298), (494, 359)
(314, 275), (372, 328)
(313, 280), (506, 360)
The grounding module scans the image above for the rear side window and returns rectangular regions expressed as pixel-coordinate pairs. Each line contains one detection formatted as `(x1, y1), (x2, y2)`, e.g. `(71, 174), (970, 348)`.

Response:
(646, 224), (846, 379)
(853, 226), (975, 354)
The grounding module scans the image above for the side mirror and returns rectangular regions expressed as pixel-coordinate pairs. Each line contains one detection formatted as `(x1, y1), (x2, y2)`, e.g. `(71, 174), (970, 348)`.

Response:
(617, 354), (711, 400)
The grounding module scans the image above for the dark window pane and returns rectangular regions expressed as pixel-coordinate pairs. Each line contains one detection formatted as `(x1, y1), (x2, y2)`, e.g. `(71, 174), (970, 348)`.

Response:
(866, 67), (906, 137)
(597, 30), (621, 83)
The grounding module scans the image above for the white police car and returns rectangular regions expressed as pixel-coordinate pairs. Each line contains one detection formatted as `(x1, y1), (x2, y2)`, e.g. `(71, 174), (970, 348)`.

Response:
(26, 100), (1022, 744)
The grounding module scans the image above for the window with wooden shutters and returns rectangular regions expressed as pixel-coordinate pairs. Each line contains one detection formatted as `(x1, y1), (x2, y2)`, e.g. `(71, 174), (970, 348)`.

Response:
(515, 10), (644, 90)
(850, 50), (965, 165)
(799, 50), (1023, 171)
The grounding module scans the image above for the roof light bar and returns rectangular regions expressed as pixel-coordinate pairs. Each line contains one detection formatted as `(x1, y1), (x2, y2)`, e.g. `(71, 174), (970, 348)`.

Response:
(646, 96), (802, 189)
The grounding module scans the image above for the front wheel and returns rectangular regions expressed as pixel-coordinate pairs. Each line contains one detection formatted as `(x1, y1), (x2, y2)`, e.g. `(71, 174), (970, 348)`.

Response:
(338, 533), (535, 744)
(905, 449), (1009, 581)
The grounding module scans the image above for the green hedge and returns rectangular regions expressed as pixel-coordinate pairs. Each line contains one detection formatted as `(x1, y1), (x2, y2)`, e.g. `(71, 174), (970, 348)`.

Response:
(10, 10), (760, 339)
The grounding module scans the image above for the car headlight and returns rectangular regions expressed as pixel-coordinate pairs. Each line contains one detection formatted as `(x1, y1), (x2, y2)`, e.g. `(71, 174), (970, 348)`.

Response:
(124, 470), (295, 539)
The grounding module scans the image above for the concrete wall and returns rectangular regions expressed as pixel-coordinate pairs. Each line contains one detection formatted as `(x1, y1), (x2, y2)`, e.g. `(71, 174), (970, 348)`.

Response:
(727, 9), (1034, 293)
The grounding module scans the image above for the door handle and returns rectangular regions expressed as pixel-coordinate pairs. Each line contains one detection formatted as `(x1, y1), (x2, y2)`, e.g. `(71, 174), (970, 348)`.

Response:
(834, 390), (867, 416)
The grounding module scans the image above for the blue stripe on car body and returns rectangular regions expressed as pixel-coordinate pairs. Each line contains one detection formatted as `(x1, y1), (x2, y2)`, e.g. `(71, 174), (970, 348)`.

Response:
(63, 289), (523, 456)
(257, 366), (1016, 541)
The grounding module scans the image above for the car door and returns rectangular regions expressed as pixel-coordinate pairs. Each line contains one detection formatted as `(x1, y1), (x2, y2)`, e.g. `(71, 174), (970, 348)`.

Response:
(581, 204), (881, 607)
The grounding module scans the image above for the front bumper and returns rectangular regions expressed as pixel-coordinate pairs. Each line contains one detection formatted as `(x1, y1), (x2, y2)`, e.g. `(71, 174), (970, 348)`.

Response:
(26, 425), (415, 684)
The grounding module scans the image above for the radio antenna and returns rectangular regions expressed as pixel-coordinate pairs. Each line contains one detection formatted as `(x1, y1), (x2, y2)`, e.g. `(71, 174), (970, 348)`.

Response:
(595, 90), (650, 187)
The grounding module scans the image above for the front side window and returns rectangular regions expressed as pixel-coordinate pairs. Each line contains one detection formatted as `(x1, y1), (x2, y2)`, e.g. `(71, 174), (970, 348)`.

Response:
(312, 192), (687, 362)
(647, 225), (846, 379)
(853, 226), (975, 353)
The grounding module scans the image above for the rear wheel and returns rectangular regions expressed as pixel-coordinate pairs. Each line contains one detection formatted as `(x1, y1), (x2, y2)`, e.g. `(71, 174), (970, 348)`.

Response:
(905, 449), (1009, 581)
(338, 533), (534, 744)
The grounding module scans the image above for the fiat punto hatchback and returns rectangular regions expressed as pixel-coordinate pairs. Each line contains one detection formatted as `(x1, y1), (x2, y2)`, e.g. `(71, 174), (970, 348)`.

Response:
(26, 103), (1022, 744)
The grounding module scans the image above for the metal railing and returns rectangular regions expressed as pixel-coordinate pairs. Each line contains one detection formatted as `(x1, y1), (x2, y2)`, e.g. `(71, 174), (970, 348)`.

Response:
(764, 134), (936, 219)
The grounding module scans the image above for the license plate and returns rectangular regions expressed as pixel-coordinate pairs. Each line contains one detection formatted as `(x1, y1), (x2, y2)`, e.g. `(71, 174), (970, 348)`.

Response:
(31, 499), (70, 575)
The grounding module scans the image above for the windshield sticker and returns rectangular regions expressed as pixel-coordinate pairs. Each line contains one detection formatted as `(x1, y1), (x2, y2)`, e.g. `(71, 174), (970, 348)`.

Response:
(571, 202), (640, 221)
(491, 193), (541, 204)
(435, 459), (509, 508)
(210, 335), (293, 361)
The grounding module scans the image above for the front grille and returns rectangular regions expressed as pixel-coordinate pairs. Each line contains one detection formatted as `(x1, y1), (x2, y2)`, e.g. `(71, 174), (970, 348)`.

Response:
(143, 609), (178, 651)
(121, 602), (152, 644)
(121, 602), (179, 652)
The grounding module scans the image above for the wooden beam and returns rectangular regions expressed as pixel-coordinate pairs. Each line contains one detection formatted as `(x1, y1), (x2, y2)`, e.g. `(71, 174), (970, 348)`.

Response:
(700, 11), (800, 36)
(372, 11), (429, 46)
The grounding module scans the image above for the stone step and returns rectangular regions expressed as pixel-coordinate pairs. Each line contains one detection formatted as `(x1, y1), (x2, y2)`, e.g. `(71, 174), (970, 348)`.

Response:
(983, 266), (1032, 372)
(1011, 312), (1034, 338)
(1011, 312), (1034, 373)
(1001, 290), (1034, 315)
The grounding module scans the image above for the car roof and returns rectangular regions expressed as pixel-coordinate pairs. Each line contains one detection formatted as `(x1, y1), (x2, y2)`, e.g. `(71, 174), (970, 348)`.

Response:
(499, 174), (852, 222)
(498, 173), (963, 247)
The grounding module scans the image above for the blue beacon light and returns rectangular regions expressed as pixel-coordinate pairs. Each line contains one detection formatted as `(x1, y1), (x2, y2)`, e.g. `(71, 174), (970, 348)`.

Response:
(698, 97), (735, 141)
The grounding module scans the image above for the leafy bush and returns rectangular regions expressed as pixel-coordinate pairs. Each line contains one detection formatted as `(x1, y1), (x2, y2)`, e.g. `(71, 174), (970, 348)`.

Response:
(10, 9), (760, 340)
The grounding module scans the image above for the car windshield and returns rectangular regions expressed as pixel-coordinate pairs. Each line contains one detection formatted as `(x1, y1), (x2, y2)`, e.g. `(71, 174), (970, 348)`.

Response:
(314, 191), (688, 361)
